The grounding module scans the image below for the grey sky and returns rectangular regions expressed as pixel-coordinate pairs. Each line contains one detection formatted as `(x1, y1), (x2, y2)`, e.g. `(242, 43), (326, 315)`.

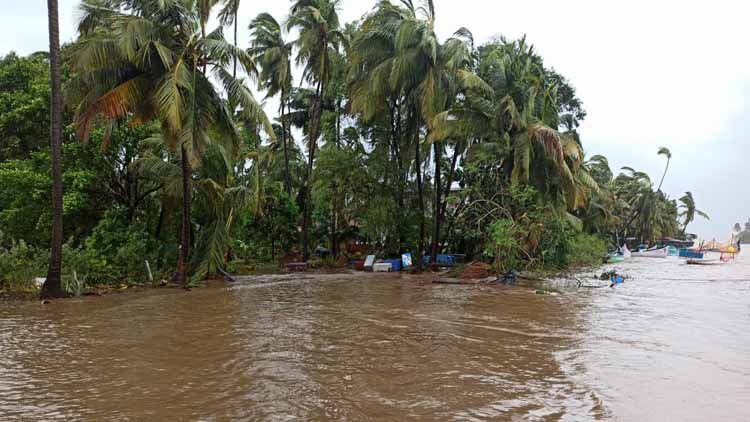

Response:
(2, 0), (748, 240)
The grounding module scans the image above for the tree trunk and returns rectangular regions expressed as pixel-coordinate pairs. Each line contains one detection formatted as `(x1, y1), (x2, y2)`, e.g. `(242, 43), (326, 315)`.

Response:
(301, 79), (324, 261)
(394, 100), (405, 252)
(232, 7), (238, 79)
(155, 205), (165, 240)
(439, 144), (460, 235)
(657, 158), (670, 192)
(176, 145), (192, 284)
(414, 121), (425, 272)
(281, 95), (292, 196)
(41, 0), (66, 299)
(330, 97), (342, 258)
(430, 140), (442, 263)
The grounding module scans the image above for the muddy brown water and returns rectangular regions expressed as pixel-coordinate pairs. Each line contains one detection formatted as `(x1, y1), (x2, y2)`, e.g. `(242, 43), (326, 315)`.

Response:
(1, 258), (749, 421)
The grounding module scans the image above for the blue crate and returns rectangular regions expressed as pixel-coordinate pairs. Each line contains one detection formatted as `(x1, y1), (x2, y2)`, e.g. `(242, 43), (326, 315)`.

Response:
(384, 259), (402, 271)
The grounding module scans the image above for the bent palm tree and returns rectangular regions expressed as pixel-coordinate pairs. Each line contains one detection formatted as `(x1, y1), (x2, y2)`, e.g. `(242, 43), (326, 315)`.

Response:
(678, 191), (709, 235)
(69, 0), (273, 283)
(656, 147), (671, 192)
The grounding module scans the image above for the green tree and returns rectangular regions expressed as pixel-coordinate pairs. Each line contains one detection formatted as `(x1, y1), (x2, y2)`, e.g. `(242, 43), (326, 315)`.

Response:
(69, 0), (273, 283)
(288, 0), (348, 260)
(0, 52), (52, 160)
(249, 12), (294, 196)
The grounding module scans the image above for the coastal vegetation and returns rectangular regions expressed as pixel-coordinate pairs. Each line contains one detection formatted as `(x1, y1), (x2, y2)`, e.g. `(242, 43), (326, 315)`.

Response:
(0, 0), (705, 297)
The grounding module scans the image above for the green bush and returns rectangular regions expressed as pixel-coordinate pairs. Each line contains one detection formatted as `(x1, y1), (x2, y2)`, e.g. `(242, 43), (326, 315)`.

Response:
(564, 233), (608, 268)
(0, 238), (48, 292)
(78, 209), (159, 284)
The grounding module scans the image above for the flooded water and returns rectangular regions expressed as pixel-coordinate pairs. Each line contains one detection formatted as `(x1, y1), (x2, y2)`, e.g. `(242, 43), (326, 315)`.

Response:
(1, 258), (749, 421)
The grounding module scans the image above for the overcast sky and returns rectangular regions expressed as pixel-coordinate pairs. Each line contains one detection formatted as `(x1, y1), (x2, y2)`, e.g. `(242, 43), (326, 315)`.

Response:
(2, 0), (749, 240)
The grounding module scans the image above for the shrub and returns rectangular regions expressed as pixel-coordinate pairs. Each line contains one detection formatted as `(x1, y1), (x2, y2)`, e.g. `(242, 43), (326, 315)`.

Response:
(0, 238), (48, 292)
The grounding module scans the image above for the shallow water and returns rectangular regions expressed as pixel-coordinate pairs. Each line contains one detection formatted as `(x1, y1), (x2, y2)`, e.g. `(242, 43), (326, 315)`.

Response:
(1, 258), (749, 421)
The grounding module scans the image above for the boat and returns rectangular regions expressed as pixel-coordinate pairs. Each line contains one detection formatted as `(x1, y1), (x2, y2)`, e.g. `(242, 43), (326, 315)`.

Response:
(667, 245), (679, 256)
(679, 249), (704, 259)
(605, 244), (631, 263)
(687, 259), (724, 266)
(606, 255), (625, 263)
(631, 247), (669, 258)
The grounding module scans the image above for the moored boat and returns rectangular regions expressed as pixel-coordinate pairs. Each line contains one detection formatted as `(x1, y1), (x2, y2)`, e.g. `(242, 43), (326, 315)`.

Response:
(606, 255), (625, 263)
(631, 247), (669, 258)
(679, 249), (704, 259)
(687, 258), (725, 266)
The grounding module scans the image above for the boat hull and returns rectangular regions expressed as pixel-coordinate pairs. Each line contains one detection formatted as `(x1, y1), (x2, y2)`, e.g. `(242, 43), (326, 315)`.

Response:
(631, 247), (669, 258)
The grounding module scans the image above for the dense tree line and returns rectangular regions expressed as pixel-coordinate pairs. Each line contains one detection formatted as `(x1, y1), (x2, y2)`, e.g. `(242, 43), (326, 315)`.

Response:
(0, 0), (706, 296)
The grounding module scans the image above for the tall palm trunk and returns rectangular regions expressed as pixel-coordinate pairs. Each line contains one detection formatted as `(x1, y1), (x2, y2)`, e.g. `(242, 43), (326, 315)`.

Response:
(176, 145), (192, 284)
(301, 78), (324, 261)
(440, 145), (459, 227)
(430, 140), (442, 263)
(657, 156), (670, 192)
(330, 97), (342, 258)
(41, 0), (66, 299)
(414, 118), (425, 272)
(232, 6), (238, 78)
(280, 92), (292, 196)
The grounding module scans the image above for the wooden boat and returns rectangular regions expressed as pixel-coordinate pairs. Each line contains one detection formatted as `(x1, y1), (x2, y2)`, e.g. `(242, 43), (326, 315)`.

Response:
(631, 247), (669, 258)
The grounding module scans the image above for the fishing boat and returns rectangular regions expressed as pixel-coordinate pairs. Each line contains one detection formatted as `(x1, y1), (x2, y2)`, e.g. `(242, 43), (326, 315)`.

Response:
(631, 246), (669, 258)
(686, 251), (735, 265)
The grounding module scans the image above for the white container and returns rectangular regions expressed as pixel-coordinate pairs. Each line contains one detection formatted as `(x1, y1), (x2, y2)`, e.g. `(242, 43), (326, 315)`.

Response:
(373, 263), (392, 272)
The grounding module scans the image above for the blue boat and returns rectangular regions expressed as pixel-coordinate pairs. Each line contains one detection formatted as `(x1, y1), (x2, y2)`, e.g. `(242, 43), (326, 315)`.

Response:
(678, 249), (704, 259)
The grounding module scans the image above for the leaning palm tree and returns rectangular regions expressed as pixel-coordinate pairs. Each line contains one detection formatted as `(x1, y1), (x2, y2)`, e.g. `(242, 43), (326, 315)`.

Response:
(250, 12), (294, 196)
(41, 0), (66, 299)
(69, 0), (273, 284)
(678, 191), (709, 236)
(287, 0), (347, 260)
(656, 146), (671, 192)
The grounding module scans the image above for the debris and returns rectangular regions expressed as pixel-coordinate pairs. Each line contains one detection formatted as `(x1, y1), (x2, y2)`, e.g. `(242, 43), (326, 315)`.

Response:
(460, 262), (492, 279)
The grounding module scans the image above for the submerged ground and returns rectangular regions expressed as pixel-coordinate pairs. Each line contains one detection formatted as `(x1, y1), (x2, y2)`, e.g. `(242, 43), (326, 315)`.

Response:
(1, 258), (749, 421)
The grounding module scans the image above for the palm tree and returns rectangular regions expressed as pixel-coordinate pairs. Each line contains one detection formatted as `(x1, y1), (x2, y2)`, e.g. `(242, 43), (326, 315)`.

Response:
(250, 12), (294, 196)
(40, 0), (66, 299)
(678, 191), (709, 235)
(219, 0), (241, 78)
(69, 0), (273, 284)
(288, 0), (347, 260)
(656, 146), (671, 192)
(431, 37), (583, 210)
(350, 0), (487, 266)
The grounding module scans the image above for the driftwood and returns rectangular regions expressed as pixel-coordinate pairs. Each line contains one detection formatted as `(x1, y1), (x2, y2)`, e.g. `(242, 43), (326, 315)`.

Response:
(217, 267), (235, 282)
